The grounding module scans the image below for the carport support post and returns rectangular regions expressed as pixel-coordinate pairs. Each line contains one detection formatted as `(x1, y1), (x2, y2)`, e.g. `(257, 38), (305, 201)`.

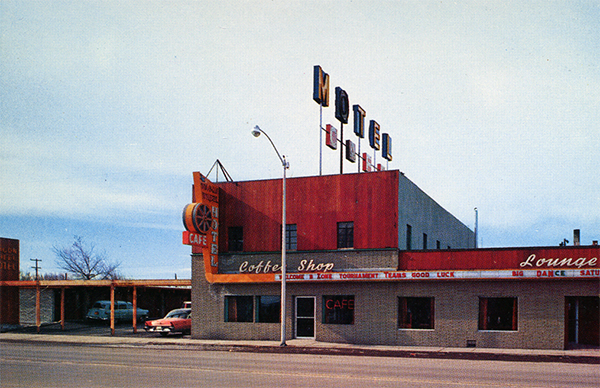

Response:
(35, 283), (41, 333)
(132, 286), (137, 333)
(110, 283), (115, 336)
(60, 287), (65, 330)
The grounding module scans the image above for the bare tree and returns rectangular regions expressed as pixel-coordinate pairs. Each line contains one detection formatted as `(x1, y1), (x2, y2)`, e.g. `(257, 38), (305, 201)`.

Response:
(53, 236), (121, 280)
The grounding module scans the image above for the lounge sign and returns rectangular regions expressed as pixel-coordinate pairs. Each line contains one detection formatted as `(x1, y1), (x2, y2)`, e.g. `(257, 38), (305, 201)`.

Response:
(519, 254), (597, 269)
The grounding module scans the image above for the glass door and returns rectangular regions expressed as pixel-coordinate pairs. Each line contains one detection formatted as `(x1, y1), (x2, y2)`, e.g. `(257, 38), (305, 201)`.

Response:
(295, 296), (315, 339)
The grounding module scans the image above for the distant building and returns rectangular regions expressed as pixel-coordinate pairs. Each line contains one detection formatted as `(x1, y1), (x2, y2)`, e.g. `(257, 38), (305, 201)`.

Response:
(1, 237), (20, 325)
(187, 170), (599, 349)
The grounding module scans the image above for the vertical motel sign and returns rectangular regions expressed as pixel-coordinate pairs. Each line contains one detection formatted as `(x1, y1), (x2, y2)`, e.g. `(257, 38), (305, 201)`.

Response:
(313, 65), (392, 172)
(182, 173), (219, 275)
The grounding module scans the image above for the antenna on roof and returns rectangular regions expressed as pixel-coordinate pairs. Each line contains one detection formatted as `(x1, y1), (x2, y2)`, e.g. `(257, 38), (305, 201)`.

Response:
(207, 159), (233, 182)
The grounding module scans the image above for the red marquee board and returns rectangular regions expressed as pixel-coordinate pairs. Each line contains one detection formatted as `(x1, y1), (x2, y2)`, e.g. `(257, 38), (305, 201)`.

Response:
(398, 246), (599, 271)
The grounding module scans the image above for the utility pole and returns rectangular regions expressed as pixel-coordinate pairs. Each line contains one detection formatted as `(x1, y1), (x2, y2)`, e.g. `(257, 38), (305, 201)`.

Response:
(30, 258), (42, 280)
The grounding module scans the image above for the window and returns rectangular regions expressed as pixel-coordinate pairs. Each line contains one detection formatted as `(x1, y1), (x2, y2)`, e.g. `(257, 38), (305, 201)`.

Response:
(337, 222), (354, 249)
(256, 296), (280, 323)
(228, 227), (243, 252)
(398, 297), (434, 329)
(285, 224), (297, 251)
(406, 224), (412, 250)
(479, 297), (518, 331)
(323, 295), (354, 324)
(224, 296), (253, 322)
(423, 233), (428, 250)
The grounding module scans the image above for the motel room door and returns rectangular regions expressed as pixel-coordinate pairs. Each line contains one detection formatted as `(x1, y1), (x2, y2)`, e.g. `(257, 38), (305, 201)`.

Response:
(565, 296), (600, 348)
(295, 296), (315, 339)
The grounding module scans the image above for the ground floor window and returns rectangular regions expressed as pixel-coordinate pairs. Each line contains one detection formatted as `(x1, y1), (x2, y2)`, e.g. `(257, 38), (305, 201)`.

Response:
(256, 295), (280, 323)
(224, 296), (253, 322)
(225, 295), (281, 323)
(323, 295), (354, 324)
(398, 297), (434, 329)
(479, 297), (518, 331)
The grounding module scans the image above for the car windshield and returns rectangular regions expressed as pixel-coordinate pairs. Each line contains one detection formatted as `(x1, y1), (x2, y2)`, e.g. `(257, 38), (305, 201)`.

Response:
(165, 310), (190, 319)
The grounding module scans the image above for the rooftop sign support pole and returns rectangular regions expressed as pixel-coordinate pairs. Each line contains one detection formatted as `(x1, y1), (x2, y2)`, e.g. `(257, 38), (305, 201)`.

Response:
(339, 123), (344, 174)
(313, 65), (329, 176)
(319, 103), (323, 176)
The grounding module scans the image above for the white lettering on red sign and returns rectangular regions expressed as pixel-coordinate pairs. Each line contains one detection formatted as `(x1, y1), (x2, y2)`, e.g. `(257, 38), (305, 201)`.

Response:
(519, 254), (597, 269)
(182, 231), (208, 247)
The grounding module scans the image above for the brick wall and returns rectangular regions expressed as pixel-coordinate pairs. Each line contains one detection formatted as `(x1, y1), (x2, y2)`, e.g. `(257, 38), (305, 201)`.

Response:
(193, 251), (599, 350)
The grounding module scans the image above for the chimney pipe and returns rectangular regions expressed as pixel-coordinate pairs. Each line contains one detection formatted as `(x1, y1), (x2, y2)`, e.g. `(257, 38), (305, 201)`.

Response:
(573, 229), (580, 246)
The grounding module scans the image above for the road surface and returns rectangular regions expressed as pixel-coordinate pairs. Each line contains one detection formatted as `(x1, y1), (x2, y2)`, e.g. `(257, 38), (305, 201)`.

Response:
(1, 341), (598, 387)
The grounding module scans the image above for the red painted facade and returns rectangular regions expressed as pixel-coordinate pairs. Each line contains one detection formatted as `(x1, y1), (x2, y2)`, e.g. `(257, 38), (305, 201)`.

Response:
(217, 170), (399, 252)
(398, 245), (599, 271)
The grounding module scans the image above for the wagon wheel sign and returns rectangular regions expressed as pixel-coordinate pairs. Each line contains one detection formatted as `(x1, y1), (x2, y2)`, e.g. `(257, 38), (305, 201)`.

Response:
(193, 204), (212, 233)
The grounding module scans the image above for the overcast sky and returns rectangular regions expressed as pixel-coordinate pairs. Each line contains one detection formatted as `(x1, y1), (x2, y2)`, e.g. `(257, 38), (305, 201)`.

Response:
(1, 1), (598, 279)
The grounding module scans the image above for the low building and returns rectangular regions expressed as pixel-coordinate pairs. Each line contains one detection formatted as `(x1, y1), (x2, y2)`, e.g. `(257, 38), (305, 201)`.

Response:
(187, 170), (599, 349)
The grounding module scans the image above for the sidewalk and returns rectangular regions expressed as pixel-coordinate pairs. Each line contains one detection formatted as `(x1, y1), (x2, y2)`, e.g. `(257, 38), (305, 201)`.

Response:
(1, 325), (598, 365)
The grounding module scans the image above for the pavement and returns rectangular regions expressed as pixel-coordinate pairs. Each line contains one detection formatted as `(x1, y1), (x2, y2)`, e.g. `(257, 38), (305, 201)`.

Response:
(1, 322), (599, 365)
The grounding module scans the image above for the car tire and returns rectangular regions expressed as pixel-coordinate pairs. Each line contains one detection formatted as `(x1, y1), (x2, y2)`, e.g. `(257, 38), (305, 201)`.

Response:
(160, 332), (169, 337)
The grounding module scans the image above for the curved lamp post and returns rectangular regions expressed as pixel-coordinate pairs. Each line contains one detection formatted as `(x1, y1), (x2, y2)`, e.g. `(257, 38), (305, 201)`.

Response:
(252, 125), (289, 346)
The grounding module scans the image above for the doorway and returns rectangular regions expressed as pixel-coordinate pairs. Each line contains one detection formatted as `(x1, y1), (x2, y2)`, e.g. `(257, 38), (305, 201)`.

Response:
(295, 296), (315, 339)
(565, 296), (599, 348)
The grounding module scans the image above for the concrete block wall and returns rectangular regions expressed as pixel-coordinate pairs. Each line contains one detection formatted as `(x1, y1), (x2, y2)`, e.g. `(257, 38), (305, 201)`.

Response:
(19, 288), (55, 325)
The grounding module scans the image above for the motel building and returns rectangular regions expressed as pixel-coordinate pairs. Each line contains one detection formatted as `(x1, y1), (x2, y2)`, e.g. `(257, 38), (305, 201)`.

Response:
(184, 169), (599, 350)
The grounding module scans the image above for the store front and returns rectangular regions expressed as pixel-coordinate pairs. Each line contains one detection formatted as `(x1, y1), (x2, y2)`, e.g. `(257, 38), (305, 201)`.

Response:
(186, 172), (599, 350)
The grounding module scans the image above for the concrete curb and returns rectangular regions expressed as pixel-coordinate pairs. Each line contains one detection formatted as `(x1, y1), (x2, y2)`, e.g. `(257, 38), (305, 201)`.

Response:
(164, 343), (600, 364)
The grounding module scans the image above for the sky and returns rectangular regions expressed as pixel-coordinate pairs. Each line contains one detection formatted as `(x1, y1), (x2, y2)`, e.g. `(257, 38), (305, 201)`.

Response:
(1, 1), (598, 279)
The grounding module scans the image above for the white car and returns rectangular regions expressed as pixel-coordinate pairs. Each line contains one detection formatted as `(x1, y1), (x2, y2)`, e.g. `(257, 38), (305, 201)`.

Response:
(86, 300), (149, 322)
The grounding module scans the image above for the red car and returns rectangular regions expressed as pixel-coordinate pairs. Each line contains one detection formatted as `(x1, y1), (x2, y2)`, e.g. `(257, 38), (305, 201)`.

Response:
(144, 308), (191, 336)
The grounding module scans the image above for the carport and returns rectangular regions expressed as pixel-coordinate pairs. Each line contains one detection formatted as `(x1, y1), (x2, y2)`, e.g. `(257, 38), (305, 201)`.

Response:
(1, 279), (191, 335)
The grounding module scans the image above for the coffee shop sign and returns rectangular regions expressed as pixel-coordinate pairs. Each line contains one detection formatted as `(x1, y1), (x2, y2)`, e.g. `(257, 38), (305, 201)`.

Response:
(239, 259), (334, 274)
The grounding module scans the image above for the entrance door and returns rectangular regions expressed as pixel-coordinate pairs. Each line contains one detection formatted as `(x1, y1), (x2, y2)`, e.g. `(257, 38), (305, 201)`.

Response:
(566, 296), (600, 348)
(295, 296), (315, 339)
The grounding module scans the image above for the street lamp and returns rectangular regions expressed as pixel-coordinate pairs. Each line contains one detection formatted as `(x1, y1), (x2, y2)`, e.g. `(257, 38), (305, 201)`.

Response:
(252, 125), (289, 346)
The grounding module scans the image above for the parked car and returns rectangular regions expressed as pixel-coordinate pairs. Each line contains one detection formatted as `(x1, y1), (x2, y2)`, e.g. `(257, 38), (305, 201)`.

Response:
(86, 300), (149, 322)
(144, 308), (191, 336)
